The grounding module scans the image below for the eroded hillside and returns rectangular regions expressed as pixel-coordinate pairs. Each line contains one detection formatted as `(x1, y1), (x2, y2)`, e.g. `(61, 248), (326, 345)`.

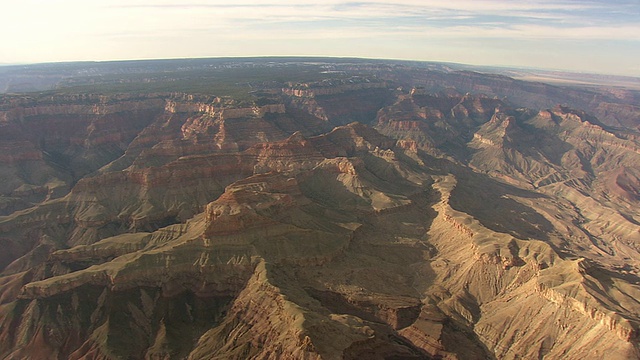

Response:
(1, 63), (639, 359)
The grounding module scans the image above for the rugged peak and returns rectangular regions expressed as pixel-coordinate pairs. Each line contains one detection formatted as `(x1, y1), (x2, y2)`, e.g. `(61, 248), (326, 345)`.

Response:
(410, 87), (427, 97)
(204, 174), (299, 237)
(551, 104), (609, 130)
(248, 133), (324, 174)
(315, 123), (396, 157)
(472, 113), (520, 149)
(488, 112), (518, 130)
(286, 130), (307, 144)
(316, 157), (361, 175)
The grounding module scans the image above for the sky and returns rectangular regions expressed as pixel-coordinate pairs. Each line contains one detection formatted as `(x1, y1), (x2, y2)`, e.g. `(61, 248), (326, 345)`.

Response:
(1, 0), (639, 76)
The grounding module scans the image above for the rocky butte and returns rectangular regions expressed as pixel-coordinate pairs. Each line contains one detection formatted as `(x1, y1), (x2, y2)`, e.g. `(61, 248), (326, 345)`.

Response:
(0, 59), (639, 359)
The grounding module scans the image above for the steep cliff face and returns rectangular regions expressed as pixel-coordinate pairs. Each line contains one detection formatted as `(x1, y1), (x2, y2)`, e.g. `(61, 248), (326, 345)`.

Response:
(0, 118), (436, 358)
(0, 94), (334, 272)
(375, 90), (504, 153)
(385, 69), (640, 130)
(283, 78), (395, 127)
(427, 175), (639, 359)
(1, 71), (640, 359)
(0, 94), (170, 220)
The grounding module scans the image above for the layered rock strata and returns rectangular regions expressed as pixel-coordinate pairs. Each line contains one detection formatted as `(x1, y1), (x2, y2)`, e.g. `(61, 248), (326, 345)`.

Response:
(0, 82), (639, 359)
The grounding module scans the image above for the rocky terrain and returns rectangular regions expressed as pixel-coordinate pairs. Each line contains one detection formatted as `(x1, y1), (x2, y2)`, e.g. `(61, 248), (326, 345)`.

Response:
(0, 60), (639, 359)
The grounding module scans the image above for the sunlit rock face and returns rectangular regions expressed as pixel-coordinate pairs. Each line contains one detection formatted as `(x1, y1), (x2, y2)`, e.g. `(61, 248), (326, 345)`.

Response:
(1, 66), (640, 359)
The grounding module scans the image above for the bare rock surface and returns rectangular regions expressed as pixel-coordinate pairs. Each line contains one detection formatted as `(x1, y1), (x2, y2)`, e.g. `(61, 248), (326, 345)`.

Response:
(1, 66), (640, 359)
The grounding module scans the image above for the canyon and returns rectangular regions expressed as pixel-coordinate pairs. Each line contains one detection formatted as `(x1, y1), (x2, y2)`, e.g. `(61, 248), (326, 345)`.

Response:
(0, 59), (639, 359)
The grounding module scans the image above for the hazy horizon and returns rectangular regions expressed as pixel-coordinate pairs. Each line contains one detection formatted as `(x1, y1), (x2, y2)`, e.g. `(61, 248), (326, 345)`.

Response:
(2, 0), (639, 77)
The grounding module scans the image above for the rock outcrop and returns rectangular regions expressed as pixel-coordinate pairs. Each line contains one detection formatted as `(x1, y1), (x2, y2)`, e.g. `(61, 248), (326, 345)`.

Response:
(1, 65), (640, 359)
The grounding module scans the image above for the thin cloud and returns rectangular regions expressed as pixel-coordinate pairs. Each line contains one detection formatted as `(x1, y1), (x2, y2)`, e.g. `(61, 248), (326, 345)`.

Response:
(103, 0), (635, 30)
(1, 0), (638, 75)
